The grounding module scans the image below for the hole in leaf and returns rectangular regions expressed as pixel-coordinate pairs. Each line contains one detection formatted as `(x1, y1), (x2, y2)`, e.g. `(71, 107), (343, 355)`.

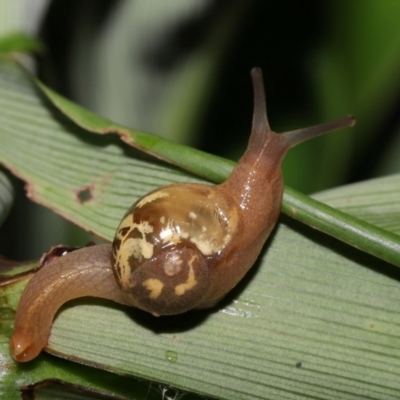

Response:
(76, 186), (93, 204)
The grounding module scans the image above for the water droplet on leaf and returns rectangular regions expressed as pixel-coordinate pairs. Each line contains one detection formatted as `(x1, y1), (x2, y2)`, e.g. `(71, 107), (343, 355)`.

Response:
(165, 350), (178, 362)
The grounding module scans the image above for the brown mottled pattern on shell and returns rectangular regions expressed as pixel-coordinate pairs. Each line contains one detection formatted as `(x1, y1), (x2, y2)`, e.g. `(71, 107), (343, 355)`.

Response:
(111, 184), (238, 314)
(122, 243), (209, 315)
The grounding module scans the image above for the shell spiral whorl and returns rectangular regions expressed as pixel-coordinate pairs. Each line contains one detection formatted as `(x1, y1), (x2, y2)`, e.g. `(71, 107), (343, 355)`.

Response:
(111, 184), (239, 315)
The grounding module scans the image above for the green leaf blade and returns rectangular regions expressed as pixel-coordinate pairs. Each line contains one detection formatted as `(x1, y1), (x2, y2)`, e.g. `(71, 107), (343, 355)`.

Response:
(45, 221), (400, 399)
(283, 186), (400, 268)
(0, 57), (208, 241)
(0, 32), (43, 54)
(1, 55), (400, 399)
(314, 174), (400, 235)
(0, 169), (14, 226)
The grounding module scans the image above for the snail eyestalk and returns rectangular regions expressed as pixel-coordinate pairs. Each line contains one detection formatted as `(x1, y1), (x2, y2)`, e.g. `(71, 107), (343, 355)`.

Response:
(282, 115), (356, 148)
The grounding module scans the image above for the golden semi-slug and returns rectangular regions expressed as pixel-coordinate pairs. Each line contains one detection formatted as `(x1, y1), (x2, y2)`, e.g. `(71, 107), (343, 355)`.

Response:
(9, 68), (355, 362)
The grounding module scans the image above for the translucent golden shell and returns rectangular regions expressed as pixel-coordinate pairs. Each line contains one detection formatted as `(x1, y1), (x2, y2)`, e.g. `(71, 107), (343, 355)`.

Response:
(111, 183), (239, 314)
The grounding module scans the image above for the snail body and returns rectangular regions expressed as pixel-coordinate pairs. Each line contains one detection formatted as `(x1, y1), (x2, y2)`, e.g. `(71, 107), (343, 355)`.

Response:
(10, 68), (355, 362)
